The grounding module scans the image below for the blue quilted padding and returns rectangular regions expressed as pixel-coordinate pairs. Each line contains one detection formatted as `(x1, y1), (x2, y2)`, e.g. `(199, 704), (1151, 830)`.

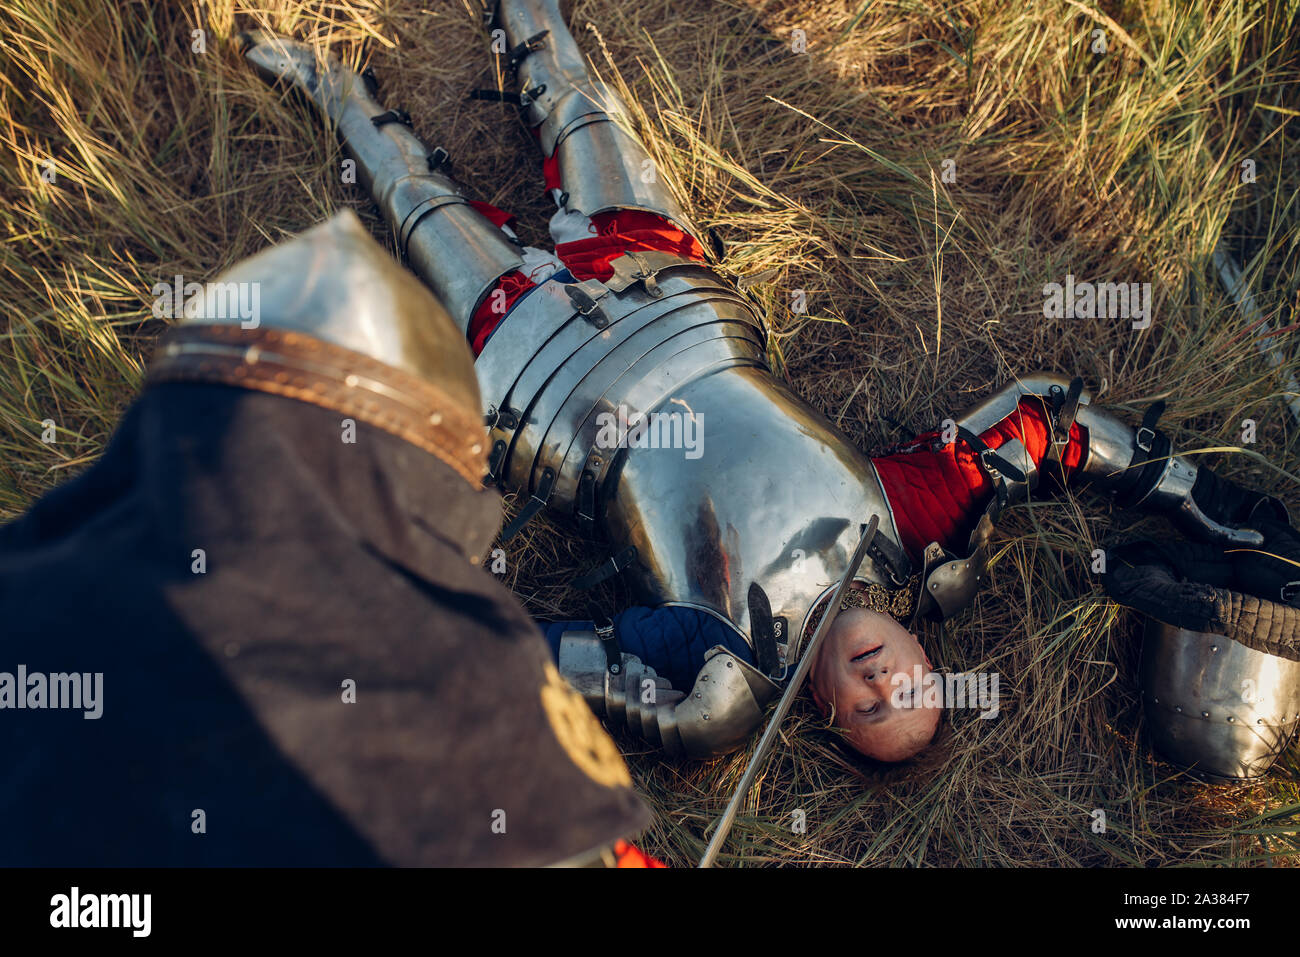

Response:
(539, 605), (754, 690)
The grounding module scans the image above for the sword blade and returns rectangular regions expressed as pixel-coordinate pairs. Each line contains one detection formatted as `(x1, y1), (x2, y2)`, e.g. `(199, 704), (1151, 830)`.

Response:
(698, 515), (880, 867)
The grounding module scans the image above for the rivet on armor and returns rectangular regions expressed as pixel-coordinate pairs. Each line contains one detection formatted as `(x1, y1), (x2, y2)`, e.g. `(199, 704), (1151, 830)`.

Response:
(694, 692), (701, 699)
(1226, 716), (1235, 723)
(429, 411), (443, 426)
(701, 675), (709, 681)
(344, 374), (359, 388)
(1175, 706), (1182, 713)
(1201, 711), (1210, 718)
(471, 443), (482, 455)
(726, 661), (733, 668)
(702, 713), (710, 720)
(1210, 645), (1218, 653)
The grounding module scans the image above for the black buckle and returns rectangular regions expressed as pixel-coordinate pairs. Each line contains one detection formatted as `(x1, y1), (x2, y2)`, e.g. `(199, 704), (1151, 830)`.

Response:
(519, 83), (547, 106)
(485, 405), (519, 432)
(484, 438), (507, 485)
(370, 108), (412, 128)
(507, 30), (549, 70)
(499, 467), (555, 543)
(360, 66), (379, 98)
(1051, 377), (1084, 449)
(867, 533), (913, 589)
(613, 252), (663, 297)
(979, 448), (1003, 484)
(1282, 581), (1300, 604)
(576, 469), (597, 537)
(1135, 400), (1166, 455)
(566, 283), (609, 328)
(594, 616), (621, 675)
(574, 546), (638, 591)
(426, 147), (450, 173)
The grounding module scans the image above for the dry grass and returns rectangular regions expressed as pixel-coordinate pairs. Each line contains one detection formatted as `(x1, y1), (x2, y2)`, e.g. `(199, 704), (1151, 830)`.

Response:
(2, 0), (1299, 866)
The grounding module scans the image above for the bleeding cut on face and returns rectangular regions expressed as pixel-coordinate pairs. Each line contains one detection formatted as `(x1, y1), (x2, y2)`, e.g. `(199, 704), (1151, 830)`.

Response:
(809, 607), (941, 762)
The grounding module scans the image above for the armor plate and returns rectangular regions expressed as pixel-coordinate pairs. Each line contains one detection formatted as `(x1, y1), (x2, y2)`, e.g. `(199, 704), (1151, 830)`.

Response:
(485, 253), (905, 647)
(240, 31), (525, 331)
(1140, 620), (1300, 780)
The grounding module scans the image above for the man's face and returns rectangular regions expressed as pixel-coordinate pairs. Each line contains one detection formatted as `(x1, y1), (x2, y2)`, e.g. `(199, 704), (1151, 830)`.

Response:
(809, 607), (940, 761)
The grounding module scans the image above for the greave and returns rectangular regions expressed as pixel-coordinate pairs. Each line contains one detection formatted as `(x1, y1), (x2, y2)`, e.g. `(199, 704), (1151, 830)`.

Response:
(240, 31), (525, 334)
(492, 0), (701, 240)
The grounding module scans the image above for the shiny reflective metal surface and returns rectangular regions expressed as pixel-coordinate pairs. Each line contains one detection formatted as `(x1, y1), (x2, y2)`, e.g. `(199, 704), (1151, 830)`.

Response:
(180, 209), (483, 418)
(496, 0), (699, 234)
(671, 647), (781, 758)
(952, 372), (1264, 544)
(954, 372), (1088, 436)
(240, 31), (524, 332)
(479, 257), (763, 504)
(479, 253), (903, 646)
(603, 362), (901, 640)
(1078, 404), (1264, 545)
(1141, 620), (1300, 780)
(556, 630), (774, 759)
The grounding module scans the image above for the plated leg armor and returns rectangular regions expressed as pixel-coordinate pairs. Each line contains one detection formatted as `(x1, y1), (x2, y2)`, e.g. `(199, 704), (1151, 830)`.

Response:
(239, 31), (525, 333)
(491, 0), (702, 239)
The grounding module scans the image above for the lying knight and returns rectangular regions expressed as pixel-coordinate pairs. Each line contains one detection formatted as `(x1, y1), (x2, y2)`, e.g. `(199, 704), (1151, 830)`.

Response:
(239, 0), (1297, 772)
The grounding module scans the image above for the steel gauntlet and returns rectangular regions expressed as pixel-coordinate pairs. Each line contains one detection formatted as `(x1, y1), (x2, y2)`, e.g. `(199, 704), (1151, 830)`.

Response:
(557, 630), (781, 760)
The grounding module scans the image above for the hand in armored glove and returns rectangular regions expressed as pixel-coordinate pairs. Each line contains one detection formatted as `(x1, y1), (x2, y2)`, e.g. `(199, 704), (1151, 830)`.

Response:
(1170, 465), (1290, 547)
(1227, 518), (1300, 607)
(1103, 521), (1300, 660)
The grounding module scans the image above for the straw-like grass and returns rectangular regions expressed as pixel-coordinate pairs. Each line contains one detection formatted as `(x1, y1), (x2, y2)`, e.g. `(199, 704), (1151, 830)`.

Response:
(2, 0), (1297, 866)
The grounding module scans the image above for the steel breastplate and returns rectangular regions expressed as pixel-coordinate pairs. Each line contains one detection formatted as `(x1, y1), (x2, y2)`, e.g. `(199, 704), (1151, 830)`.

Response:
(477, 252), (905, 645)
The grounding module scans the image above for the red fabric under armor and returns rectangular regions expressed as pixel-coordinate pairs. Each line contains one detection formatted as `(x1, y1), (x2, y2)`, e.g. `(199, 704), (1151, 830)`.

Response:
(872, 399), (1087, 561)
(613, 839), (667, 868)
(555, 209), (705, 282)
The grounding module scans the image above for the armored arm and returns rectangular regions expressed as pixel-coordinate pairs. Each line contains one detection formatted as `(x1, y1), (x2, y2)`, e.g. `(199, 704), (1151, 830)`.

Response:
(907, 372), (1287, 619)
(952, 373), (1285, 546)
(557, 629), (781, 759)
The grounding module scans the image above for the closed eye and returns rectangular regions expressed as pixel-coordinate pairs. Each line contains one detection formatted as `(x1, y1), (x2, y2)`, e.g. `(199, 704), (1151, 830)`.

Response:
(851, 644), (883, 663)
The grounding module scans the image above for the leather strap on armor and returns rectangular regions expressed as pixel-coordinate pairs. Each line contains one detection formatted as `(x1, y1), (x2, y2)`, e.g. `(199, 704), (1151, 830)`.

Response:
(149, 324), (490, 487)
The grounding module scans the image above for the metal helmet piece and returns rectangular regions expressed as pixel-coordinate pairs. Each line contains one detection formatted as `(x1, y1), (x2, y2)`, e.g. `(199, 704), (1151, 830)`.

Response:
(1140, 619), (1300, 780)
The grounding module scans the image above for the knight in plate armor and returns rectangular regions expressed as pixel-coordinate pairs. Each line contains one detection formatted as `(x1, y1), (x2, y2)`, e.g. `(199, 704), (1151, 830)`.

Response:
(239, 0), (1299, 774)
